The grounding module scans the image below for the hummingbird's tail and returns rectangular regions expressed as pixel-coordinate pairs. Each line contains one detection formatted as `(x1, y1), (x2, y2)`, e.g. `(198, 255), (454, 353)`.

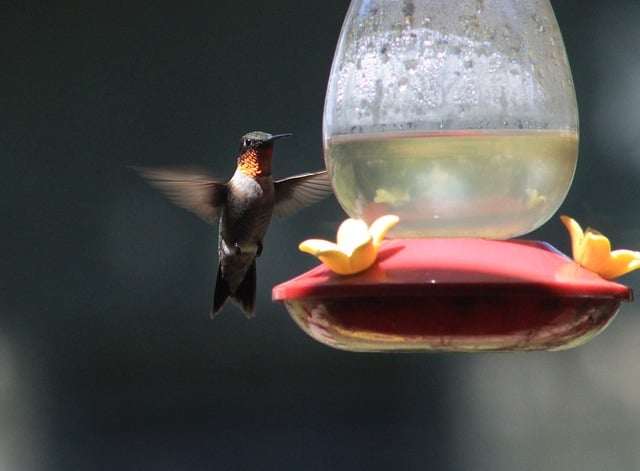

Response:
(211, 261), (256, 317)
(212, 264), (230, 316)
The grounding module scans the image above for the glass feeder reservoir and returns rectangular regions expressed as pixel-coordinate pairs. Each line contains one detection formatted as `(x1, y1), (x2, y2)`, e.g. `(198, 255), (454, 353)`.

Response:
(323, 0), (579, 238)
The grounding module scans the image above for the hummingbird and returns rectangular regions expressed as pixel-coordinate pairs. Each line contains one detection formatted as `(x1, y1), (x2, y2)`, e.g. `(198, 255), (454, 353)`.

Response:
(132, 131), (333, 317)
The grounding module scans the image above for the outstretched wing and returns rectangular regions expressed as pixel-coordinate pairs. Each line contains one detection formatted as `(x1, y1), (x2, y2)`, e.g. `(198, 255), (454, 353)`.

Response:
(130, 166), (227, 224)
(273, 170), (334, 218)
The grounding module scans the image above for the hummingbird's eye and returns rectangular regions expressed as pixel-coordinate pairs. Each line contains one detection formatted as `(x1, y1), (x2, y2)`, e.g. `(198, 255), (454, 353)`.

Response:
(243, 138), (253, 148)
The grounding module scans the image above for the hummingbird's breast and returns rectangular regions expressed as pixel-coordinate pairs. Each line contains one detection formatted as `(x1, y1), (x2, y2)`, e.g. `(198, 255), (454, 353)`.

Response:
(221, 170), (275, 251)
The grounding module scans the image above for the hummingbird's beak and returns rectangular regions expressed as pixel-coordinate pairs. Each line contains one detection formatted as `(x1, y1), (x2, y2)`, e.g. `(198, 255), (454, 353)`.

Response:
(267, 133), (293, 142)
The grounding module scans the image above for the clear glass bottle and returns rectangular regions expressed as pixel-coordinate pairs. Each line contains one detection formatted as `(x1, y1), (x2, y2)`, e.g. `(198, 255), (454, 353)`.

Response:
(323, 0), (578, 238)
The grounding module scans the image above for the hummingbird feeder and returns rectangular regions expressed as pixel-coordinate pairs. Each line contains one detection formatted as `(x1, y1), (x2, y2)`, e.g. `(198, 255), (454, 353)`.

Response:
(273, 0), (633, 352)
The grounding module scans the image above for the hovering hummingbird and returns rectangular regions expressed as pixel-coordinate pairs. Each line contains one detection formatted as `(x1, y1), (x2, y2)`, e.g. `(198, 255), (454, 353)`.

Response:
(132, 131), (333, 317)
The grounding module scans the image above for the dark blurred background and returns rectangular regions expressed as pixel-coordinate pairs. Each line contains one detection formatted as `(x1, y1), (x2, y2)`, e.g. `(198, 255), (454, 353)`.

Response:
(2, 1), (640, 469)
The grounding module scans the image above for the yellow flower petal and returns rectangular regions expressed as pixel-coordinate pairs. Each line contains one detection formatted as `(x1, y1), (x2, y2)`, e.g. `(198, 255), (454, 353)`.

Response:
(298, 239), (343, 255)
(314, 251), (358, 275)
(336, 219), (371, 252)
(368, 215), (400, 247)
(347, 240), (378, 274)
(298, 239), (354, 275)
(603, 250), (640, 279)
(561, 215), (640, 279)
(579, 231), (612, 275)
(560, 215), (585, 261)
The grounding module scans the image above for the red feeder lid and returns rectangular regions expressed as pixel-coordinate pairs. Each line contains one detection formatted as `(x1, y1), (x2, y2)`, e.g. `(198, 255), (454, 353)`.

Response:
(273, 239), (632, 352)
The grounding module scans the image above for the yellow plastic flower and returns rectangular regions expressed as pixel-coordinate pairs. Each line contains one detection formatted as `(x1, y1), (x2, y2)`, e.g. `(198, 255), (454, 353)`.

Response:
(561, 215), (640, 279)
(299, 215), (400, 275)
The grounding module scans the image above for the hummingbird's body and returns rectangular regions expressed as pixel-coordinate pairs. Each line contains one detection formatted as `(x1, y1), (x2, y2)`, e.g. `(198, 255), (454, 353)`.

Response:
(133, 131), (332, 317)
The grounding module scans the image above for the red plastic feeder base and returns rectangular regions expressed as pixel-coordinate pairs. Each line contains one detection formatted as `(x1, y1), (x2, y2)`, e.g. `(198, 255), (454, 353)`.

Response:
(272, 239), (632, 352)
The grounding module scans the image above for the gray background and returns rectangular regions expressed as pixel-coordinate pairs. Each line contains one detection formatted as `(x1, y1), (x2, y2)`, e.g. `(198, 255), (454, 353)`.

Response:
(2, 1), (640, 469)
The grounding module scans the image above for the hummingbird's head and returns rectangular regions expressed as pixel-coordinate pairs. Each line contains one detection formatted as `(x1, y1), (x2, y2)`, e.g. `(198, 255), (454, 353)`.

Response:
(237, 131), (292, 178)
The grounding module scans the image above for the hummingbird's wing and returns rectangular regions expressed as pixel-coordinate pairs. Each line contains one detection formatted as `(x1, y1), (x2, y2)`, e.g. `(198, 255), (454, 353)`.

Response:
(273, 170), (334, 218)
(130, 166), (227, 224)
